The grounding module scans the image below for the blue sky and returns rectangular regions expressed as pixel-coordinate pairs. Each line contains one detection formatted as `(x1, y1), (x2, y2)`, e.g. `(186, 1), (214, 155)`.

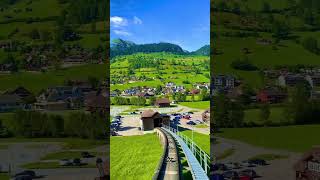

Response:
(110, 0), (210, 51)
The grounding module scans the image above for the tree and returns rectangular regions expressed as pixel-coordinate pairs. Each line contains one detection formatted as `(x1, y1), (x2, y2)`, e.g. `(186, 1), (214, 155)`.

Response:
(91, 21), (97, 33)
(302, 37), (319, 54)
(260, 103), (271, 125)
(272, 21), (291, 41)
(88, 76), (100, 89)
(262, 1), (271, 12)
(30, 28), (40, 39)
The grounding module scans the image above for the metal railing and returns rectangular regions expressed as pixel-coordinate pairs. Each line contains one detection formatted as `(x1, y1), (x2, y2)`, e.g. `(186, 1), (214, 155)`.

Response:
(163, 124), (210, 176)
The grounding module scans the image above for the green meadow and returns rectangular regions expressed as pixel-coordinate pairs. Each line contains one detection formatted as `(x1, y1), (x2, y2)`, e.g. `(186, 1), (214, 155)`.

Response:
(0, 64), (106, 93)
(217, 125), (320, 152)
(110, 134), (162, 180)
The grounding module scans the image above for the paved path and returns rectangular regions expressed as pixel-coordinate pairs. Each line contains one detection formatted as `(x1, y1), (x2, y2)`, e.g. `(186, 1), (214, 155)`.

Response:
(34, 168), (100, 180)
(212, 137), (301, 180)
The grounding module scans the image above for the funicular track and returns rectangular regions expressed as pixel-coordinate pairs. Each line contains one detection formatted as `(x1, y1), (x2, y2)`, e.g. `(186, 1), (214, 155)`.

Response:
(154, 128), (181, 180)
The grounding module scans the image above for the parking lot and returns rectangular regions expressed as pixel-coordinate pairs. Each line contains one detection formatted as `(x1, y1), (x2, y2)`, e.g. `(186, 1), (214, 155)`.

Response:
(212, 137), (301, 179)
(110, 105), (210, 136)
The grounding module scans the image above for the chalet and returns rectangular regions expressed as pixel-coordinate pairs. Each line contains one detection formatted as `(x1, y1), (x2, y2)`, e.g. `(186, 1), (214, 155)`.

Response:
(0, 94), (23, 112)
(140, 110), (170, 131)
(256, 88), (287, 103)
(190, 89), (200, 95)
(37, 86), (83, 102)
(84, 91), (107, 113)
(34, 101), (68, 111)
(213, 75), (235, 90)
(226, 86), (243, 100)
(306, 75), (320, 88)
(138, 92), (155, 98)
(294, 146), (320, 180)
(4, 86), (32, 98)
(0, 41), (10, 49)
(278, 74), (307, 87)
(63, 55), (86, 64)
(155, 98), (171, 107)
(202, 109), (210, 122)
(311, 91), (320, 100)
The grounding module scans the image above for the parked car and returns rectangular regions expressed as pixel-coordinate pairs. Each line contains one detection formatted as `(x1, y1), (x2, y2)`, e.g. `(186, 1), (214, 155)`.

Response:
(225, 162), (241, 169)
(73, 158), (81, 166)
(81, 151), (95, 158)
(241, 160), (256, 167)
(239, 169), (257, 178)
(115, 115), (122, 119)
(195, 119), (203, 124)
(223, 171), (239, 179)
(60, 159), (73, 166)
(183, 115), (191, 119)
(239, 175), (252, 180)
(212, 163), (228, 171)
(249, 159), (267, 166)
(212, 173), (225, 180)
(14, 171), (36, 178)
(187, 111), (194, 114)
(11, 175), (32, 180)
(186, 120), (196, 125)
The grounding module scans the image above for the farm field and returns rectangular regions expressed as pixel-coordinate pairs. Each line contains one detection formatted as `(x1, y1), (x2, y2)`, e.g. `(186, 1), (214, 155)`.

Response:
(217, 125), (320, 152)
(179, 101), (210, 110)
(0, 64), (106, 93)
(111, 52), (210, 91)
(110, 134), (162, 180)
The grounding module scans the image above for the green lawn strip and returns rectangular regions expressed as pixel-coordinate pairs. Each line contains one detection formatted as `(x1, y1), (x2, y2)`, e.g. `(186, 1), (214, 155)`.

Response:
(248, 154), (289, 161)
(110, 133), (162, 179)
(177, 144), (193, 180)
(179, 101), (210, 110)
(180, 130), (210, 154)
(0, 173), (9, 180)
(195, 124), (209, 128)
(217, 125), (320, 152)
(0, 138), (105, 150)
(216, 148), (235, 160)
(21, 162), (96, 169)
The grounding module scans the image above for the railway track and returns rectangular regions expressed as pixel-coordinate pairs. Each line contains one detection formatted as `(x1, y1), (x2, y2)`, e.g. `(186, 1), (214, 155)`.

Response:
(154, 128), (181, 180)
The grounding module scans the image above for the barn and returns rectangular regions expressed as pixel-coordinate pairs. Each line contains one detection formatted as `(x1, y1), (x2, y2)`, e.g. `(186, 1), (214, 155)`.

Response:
(140, 110), (170, 131)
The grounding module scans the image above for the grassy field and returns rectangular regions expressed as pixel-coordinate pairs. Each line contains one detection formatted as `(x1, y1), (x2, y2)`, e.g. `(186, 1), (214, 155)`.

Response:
(0, 64), (107, 93)
(217, 125), (320, 152)
(180, 130), (210, 154)
(0, 173), (9, 180)
(110, 133), (162, 179)
(0, 138), (105, 150)
(179, 101), (210, 110)
(244, 107), (284, 124)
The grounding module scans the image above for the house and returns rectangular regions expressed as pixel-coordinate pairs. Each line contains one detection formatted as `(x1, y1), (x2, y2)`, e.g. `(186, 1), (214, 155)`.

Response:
(202, 109), (210, 122)
(213, 75), (235, 90)
(4, 86), (32, 98)
(256, 88), (287, 103)
(138, 92), (154, 98)
(34, 101), (68, 111)
(0, 94), (23, 112)
(84, 91), (107, 113)
(278, 74), (307, 87)
(140, 110), (170, 131)
(190, 89), (200, 95)
(37, 86), (83, 102)
(294, 146), (320, 180)
(306, 75), (320, 88)
(154, 98), (171, 107)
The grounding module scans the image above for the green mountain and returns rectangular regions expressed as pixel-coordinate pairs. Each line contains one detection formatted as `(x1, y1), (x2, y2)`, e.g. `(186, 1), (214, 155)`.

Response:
(191, 45), (210, 56)
(110, 39), (186, 57)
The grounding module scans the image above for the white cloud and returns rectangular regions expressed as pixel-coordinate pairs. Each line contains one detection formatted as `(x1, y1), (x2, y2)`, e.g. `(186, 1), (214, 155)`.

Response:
(113, 30), (132, 36)
(110, 16), (128, 27)
(133, 16), (143, 25)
